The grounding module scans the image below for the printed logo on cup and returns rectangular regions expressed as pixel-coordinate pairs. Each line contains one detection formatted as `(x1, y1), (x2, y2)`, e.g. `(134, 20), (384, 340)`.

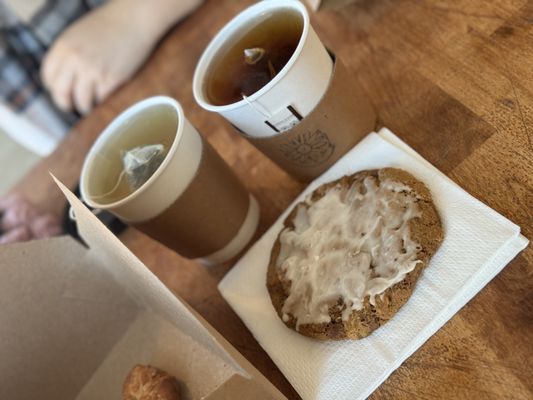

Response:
(278, 130), (335, 167)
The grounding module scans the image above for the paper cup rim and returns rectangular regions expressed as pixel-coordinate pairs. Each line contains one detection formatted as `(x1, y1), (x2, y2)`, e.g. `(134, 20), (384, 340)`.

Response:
(80, 96), (185, 210)
(192, 0), (309, 112)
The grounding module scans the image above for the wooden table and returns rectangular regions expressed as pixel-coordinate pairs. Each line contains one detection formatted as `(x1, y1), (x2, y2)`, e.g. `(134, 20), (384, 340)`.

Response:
(12, 0), (532, 398)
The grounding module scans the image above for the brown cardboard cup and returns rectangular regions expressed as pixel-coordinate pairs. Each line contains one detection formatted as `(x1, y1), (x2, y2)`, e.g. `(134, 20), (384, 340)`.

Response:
(80, 97), (259, 265)
(243, 56), (377, 181)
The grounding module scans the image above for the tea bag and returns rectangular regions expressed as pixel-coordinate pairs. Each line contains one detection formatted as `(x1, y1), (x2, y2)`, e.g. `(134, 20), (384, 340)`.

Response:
(244, 47), (266, 65)
(91, 144), (166, 200)
(122, 144), (166, 190)
(241, 47), (278, 98)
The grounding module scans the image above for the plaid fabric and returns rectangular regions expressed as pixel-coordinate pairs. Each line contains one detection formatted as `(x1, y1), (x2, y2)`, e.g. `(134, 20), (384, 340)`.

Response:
(0, 0), (106, 128)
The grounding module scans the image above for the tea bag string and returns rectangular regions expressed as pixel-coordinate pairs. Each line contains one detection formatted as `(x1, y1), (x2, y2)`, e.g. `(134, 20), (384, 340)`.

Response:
(89, 169), (128, 200)
(241, 94), (272, 119)
(241, 47), (278, 119)
(89, 149), (152, 199)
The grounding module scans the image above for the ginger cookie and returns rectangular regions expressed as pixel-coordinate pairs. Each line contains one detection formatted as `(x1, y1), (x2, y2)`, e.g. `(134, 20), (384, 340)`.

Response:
(267, 168), (443, 340)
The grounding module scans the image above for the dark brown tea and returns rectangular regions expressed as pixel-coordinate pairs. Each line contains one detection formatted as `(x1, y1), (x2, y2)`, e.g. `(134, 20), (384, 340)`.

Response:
(205, 9), (304, 106)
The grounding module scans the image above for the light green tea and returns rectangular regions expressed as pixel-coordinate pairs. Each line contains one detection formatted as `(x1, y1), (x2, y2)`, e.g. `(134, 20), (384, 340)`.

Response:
(86, 105), (176, 204)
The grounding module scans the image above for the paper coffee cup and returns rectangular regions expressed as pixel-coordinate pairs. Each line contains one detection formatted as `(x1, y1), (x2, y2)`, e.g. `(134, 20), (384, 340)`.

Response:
(80, 96), (259, 265)
(193, 0), (333, 138)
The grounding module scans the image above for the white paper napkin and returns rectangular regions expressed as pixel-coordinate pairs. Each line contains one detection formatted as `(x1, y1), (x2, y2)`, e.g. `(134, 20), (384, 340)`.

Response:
(219, 128), (529, 400)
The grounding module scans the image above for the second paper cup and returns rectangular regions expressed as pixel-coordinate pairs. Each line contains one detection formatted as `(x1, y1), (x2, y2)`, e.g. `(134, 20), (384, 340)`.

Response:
(193, 0), (333, 138)
(80, 96), (259, 265)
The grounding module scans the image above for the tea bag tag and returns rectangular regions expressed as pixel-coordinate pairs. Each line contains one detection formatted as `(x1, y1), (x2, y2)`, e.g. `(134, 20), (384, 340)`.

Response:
(265, 105), (303, 133)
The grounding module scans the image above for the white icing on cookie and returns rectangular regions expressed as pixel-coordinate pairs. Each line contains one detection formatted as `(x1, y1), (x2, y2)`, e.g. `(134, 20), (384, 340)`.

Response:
(276, 176), (422, 329)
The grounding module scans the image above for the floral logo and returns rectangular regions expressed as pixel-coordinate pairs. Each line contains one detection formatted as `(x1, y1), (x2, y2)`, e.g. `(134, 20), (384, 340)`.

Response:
(278, 130), (335, 166)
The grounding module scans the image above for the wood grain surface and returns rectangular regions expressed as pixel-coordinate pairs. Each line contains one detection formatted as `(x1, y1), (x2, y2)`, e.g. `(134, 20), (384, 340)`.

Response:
(11, 0), (532, 398)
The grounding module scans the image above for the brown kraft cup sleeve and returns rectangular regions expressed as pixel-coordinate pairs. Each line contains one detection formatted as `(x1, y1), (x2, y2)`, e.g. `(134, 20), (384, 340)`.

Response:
(245, 56), (377, 182)
(133, 139), (250, 259)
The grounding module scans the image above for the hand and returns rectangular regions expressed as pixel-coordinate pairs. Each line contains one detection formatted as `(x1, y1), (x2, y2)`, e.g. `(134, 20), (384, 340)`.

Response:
(41, 0), (157, 115)
(41, 0), (202, 115)
(0, 194), (62, 244)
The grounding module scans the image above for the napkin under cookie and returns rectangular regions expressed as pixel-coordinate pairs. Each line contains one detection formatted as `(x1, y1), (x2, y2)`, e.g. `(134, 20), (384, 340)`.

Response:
(219, 128), (528, 400)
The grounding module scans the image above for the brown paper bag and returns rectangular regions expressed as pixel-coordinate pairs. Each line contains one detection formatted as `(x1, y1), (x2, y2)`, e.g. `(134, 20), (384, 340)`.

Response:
(0, 178), (285, 400)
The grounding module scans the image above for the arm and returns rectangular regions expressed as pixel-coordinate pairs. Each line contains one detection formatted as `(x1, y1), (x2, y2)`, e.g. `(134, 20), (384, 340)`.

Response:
(41, 0), (203, 115)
